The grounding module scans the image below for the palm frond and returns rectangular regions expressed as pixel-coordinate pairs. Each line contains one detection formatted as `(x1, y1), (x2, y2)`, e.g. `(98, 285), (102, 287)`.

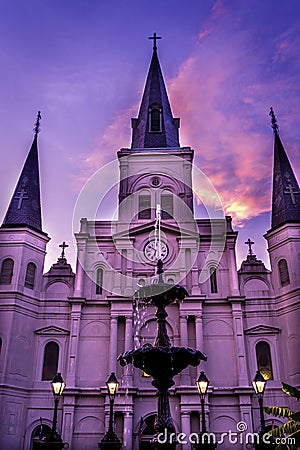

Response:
(264, 406), (294, 419)
(282, 383), (300, 400)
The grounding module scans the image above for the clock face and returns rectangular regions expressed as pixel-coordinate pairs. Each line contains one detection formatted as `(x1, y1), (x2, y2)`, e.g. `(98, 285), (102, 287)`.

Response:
(144, 240), (168, 262)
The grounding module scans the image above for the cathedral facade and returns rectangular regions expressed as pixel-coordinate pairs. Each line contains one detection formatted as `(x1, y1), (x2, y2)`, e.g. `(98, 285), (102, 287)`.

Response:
(0, 43), (299, 450)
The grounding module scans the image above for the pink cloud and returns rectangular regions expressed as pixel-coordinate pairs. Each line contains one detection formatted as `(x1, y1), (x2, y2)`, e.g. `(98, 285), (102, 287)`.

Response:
(165, 8), (300, 226)
(70, 105), (136, 192)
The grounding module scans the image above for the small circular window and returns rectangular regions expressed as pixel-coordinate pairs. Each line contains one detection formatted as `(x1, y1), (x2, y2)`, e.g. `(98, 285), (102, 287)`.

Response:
(151, 177), (160, 187)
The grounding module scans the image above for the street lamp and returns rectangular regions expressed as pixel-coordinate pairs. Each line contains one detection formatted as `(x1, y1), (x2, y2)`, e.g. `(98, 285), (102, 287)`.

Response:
(46, 373), (66, 449)
(195, 372), (217, 450)
(252, 370), (267, 432)
(252, 371), (277, 450)
(99, 372), (122, 450)
(196, 371), (209, 433)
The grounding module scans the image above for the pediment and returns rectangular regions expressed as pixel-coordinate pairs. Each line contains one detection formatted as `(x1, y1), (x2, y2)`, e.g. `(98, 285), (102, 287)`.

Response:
(244, 325), (281, 335)
(35, 326), (70, 336)
(113, 220), (198, 240)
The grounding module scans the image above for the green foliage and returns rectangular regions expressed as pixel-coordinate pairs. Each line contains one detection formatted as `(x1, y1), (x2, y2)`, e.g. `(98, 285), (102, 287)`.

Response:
(264, 406), (294, 419)
(282, 383), (300, 401)
(264, 383), (300, 450)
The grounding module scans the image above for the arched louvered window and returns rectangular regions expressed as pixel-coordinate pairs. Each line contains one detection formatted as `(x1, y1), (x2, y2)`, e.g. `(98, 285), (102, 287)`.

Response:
(96, 268), (103, 295)
(149, 107), (162, 132)
(138, 193), (151, 219)
(278, 259), (290, 286)
(25, 262), (36, 289)
(256, 341), (273, 380)
(42, 342), (59, 381)
(161, 193), (173, 219)
(0, 258), (14, 285)
(210, 267), (218, 293)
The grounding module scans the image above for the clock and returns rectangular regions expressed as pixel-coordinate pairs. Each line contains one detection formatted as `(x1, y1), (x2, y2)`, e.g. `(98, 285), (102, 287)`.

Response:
(144, 240), (168, 262)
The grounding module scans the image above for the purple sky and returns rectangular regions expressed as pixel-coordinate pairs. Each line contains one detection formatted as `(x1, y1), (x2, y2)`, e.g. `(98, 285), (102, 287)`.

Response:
(0, 0), (299, 271)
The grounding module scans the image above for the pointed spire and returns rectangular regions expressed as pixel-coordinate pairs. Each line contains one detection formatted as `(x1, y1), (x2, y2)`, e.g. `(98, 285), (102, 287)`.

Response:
(131, 35), (180, 149)
(270, 107), (300, 229)
(2, 112), (43, 232)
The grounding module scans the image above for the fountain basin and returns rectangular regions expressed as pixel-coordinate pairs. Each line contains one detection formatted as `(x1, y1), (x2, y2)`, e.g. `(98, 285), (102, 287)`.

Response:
(118, 344), (207, 382)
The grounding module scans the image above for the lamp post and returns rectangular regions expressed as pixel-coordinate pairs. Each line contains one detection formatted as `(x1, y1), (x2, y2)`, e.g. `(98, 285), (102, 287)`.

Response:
(46, 373), (66, 449)
(99, 372), (122, 450)
(194, 372), (217, 450)
(196, 371), (209, 433)
(252, 371), (276, 450)
(252, 371), (267, 432)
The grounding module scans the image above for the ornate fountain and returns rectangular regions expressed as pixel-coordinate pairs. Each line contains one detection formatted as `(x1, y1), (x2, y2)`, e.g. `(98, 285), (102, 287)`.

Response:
(118, 259), (207, 449)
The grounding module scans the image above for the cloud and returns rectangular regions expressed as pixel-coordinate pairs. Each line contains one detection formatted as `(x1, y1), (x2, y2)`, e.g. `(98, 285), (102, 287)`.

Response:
(69, 104), (136, 192)
(73, 0), (300, 229)
(166, 4), (300, 226)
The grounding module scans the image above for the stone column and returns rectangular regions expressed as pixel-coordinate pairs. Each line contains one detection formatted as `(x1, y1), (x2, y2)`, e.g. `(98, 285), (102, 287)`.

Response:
(180, 314), (190, 384)
(74, 222), (88, 297)
(66, 301), (83, 387)
(123, 411), (133, 449)
(109, 316), (118, 373)
(125, 249), (133, 295)
(232, 302), (248, 386)
(228, 246), (240, 296)
(62, 401), (75, 449)
(195, 315), (204, 352)
(181, 411), (191, 442)
(124, 316), (133, 385)
(239, 397), (253, 433)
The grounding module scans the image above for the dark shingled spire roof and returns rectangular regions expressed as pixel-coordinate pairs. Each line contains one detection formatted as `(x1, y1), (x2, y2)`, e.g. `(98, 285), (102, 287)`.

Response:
(131, 47), (180, 149)
(270, 108), (300, 229)
(2, 122), (43, 233)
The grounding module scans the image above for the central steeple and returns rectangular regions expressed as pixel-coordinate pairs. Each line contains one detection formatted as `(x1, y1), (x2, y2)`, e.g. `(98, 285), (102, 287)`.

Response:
(131, 34), (180, 149)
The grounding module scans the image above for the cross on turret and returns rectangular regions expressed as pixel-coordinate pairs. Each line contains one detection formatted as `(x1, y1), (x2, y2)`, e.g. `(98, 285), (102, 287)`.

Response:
(59, 241), (69, 259)
(245, 238), (254, 256)
(14, 184), (29, 209)
(148, 32), (161, 51)
(284, 178), (299, 205)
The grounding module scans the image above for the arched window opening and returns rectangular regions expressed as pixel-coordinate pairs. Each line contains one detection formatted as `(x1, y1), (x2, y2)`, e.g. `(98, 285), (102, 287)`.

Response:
(96, 268), (103, 295)
(149, 107), (162, 132)
(138, 194), (151, 219)
(31, 422), (51, 449)
(256, 341), (273, 380)
(0, 337), (2, 356)
(0, 258), (14, 285)
(161, 194), (173, 219)
(210, 267), (218, 293)
(139, 414), (156, 449)
(42, 342), (59, 381)
(278, 259), (290, 286)
(25, 262), (36, 289)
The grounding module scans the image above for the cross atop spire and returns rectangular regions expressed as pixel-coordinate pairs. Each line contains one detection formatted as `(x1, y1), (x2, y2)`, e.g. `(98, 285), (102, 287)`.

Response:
(244, 238), (254, 256)
(148, 32), (161, 52)
(59, 241), (69, 259)
(34, 111), (42, 138)
(269, 107), (278, 135)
